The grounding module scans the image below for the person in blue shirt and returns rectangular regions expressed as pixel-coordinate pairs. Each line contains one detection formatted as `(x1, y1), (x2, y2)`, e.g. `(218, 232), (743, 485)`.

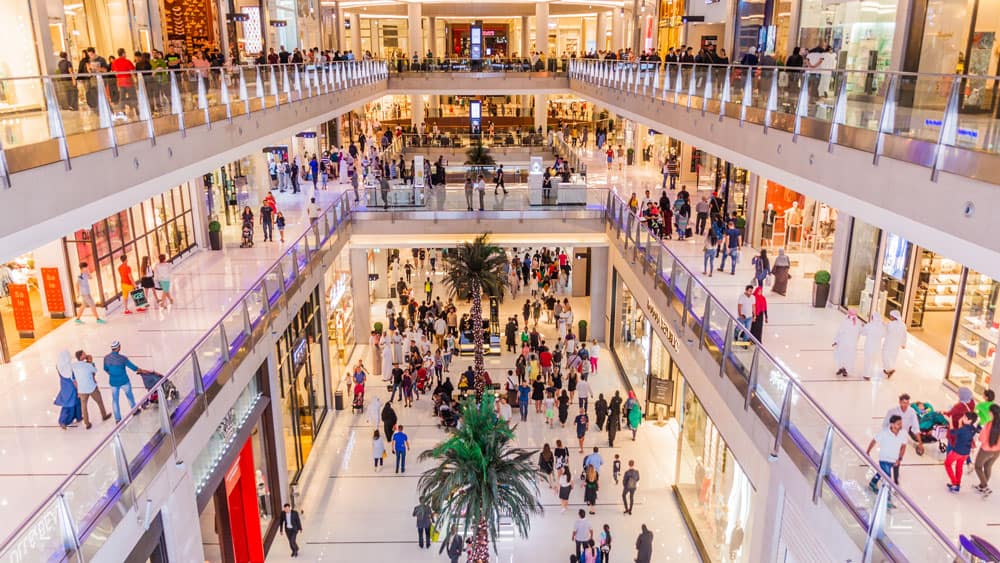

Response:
(392, 425), (410, 473)
(103, 341), (147, 422)
(717, 220), (742, 275)
(946, 412), (979, 492)
(518, 381), (531, 422)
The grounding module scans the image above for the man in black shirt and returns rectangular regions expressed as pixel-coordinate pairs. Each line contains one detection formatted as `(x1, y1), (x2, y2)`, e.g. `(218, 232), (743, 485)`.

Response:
(278, 46), (290, 64)
(259, 202), (274, 241)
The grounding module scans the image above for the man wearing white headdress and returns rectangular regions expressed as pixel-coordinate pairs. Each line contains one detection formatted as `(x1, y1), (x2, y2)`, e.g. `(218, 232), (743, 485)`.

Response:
(833, 310), (861, 377)
(882, 310), (907, 378)
(861, 316), (886, 380)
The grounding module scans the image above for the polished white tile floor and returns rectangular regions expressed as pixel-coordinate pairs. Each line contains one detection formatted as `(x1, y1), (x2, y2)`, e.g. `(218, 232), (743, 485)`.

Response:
(0, 182), (335, 540)
(265, 286), (700, 563)
(576, 148), (999, 545)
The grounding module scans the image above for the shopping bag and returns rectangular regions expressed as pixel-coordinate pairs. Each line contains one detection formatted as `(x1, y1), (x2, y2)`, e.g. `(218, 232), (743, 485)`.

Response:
(430, 525), (440, 543)
(130, 287), (148, 309)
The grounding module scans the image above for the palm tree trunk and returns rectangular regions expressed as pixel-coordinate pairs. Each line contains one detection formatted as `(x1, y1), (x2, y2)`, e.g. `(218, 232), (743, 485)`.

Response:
(469, 517), (490, 563)
(471, 281), (485, 401)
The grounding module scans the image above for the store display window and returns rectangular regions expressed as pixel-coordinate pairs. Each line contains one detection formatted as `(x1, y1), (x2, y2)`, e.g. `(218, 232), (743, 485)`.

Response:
(0, 1), (42, 114)
(948, 270), (998, 396)
(675, 382), (755, 562)
(840, 218), (881, 320)
(798, 0), (897, 77)
(325, 248), (355, 364)
(611, 273), (650, 397)
(0, 254), (70, 360)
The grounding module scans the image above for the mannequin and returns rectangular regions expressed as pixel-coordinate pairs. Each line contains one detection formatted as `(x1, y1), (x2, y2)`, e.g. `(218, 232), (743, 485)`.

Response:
(786, 201), (802, 242)
(256, 469), (268, 515)
(761, 204), (776, 242)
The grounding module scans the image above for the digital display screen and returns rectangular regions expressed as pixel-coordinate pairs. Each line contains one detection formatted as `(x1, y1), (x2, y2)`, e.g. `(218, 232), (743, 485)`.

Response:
(470, 101), (481, 120)
(882, 233), (910, 281)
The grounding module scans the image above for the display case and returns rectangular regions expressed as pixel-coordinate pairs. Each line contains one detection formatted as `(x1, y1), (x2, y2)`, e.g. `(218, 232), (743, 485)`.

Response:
(327, 279), (354, 364)
(948, 271), (999, 396)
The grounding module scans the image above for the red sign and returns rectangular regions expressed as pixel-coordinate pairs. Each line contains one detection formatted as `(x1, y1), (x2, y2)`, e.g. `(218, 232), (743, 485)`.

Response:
(40, 268), (65, 316)
(8, 284), (34, 335)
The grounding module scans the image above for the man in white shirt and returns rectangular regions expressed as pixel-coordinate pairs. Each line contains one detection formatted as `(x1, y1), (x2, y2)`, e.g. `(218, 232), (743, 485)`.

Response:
(883, 393), (923, 456)
(576, 374), (592, 410)
(867, 414), (907, 506)
(72, 349), (111, 428)
(433, 316), (447, 348)
(736, 285), (755, 342)
(571, 509), (593, 560)
(475, 174), (486, 211)
(306, 197), (322, 223)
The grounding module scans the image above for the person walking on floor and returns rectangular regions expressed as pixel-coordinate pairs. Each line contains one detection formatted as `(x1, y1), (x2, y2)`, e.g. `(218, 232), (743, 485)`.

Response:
(103, 341), (148, 422)
(575, 407), (590, 453)
(577, 374), (592, 410)
(833, 310), (862, 378)
(771, 248), (791, 295)
(594, 394), (608, 431)
(54, 350), (82, 429)
(153, 254), (174, 307)
(750, 286), (768, 343)
(412, 501), (433, 549)
(74, 262), (105, 324)
(464, 177), (474, 211)
(621, 459), (640, 514)
(867, 414), (907, 507)
(476, 174), (487, 211)
(381, 401), (397, 441)
(72, 349), (111, 429)
(736, 285), (755, 342)
(974, 403), (1000, 498)
(372, 429), (386, 472)
(494, 164), (507, 194)
(882, 310), (907, 377)
(279, 503), (303, 557)
(861, 315), (886, 380)
(635, 524), (654, 563)
(392, 424), (410, 473)
(440, 527), (464, 563)
(572, 509), (594, 560)
(945, 412), (979, 492)
(625, 391), (642, 441)
(607, 392), (622, 447)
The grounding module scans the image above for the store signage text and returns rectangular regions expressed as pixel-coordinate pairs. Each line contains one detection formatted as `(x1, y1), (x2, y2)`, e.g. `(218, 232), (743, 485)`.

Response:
(645, 299), (679, 351)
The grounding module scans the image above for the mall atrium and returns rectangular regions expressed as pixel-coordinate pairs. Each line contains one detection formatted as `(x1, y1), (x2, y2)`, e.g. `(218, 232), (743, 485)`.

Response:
(0, 0), (998, 561)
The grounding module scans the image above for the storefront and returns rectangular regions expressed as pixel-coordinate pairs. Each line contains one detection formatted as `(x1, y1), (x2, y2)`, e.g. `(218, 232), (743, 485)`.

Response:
(749, 180), (837, 270)
(449, 23), (510, 57)
(656, 0), (685, 54)
(1, 1), (43, 116)
(731, 0), (793, 59)
(0, 249), (70, 361)
(325, 248), (355, 365)
(276, 287), (328, 483)
(64, 183), (196, 308)
(675, 381), (755, 563)
(54, 0), (157, 67)
(797, 0), (897, 74)
(609, 272), (683, 416)
(691, 149), (753, 217)
(194, 368), (279, 562)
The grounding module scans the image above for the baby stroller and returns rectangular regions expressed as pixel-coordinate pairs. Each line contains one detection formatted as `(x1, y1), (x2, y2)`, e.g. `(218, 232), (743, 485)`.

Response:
(415, 370), (430, 395)
(240, 219), (254, 248)
(913, 401), (950, 454)
(439, 404), (460, 429)
(352, 382), (365, 413)
(140, 371), (178, 407)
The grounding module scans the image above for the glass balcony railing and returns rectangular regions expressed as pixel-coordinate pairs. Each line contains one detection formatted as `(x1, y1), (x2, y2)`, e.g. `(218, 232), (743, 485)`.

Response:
(388, 56), (569, 74)
(0, 60), (387, 184)
(0, 194), (356, 562)
(604, 192), (964, 562)
(570, 59), (1000, 184)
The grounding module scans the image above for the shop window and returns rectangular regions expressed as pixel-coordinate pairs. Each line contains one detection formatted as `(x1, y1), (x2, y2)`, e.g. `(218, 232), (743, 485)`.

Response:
(676, 383), (754, 562)
(841, 218), (881, 319)
(948, 270), (998, 396)
(797, 0), (897, 73)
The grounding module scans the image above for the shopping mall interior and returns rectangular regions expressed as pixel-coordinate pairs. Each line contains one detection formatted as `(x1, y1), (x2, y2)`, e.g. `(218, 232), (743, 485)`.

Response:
(2, 1), (1000, 562)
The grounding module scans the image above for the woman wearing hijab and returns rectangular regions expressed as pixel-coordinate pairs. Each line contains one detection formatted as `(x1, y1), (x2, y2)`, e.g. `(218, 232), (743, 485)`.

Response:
(771, 249), (791, 295)
(833, 310), (861, 377)
(625, 391), (642, 441)
(54, 350), (82, 429)
(752, 249), (770, 288)
(750, 286), (768, 343)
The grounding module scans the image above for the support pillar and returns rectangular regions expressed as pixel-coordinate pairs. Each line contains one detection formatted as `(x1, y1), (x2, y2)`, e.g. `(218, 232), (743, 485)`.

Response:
(408, 2), (423, 58)
(535, 2), (549, 56)
(596, 11), (608, 52)
(533, 94), (546, 132)
(521, 16), (530, 57)
(589, 246), (608, 341)
(350, 13), (361, 55)
(412, 95), (424, 127)
(611, 8), (624, 52)
(427, 16), (436, 56)
(428, 95), (439, 119)
(349, 249), (371, 344)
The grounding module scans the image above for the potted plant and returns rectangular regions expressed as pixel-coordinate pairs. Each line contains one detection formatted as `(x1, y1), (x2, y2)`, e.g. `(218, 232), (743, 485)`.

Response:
(464, 142), (496, 180)
(208, 220), (222, 251)
(812, 270), (831, 308)
(373, 321), (383, 335)
(578, 319), (588, 342)
(626, 147), (635, 165)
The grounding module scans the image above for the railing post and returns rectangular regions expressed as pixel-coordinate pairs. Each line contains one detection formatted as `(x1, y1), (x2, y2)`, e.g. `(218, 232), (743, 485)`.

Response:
(191, 354), (205, 395)
(813, 426), (834, 503)
(170, 70), (186, 136)
(95, 75), (119, 156)
(828, 77), (848, 153)
(701, 66), (713, 115)
(793, 74), (810, 142)
(744, 347), (759, 410)
(763, 69), (779, 133)
(931, 76), (961, 182)
(686, 66), (697, 109)
(652, 63), (660, 96)
(219, 72), (232, 123)
(238, 66), (251, 115)
(282, 65), (292, 101)
(0, 138), (10, 188)
(219, 324), (231, 362)
(112, 434), (133, 485)
(293, 65), (303, 99)
(740, 68), (752, 127)
(42, 77), (73, 167)
(861, 485), (890, 563)
(662, 64), (671, 100)
(719, 66), (732, 121)
(57, 493), (83, 560)
(770, 382), (793, 458)
(873, 73), (899, 165)
(720, 317), (733, 379)
(133, 74), (156, 146)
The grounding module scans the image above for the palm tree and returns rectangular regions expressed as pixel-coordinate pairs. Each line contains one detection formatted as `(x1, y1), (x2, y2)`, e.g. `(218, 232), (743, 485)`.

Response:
(441, 233), (508, 399)
(464, 141), (496, 180)
(418, 396), (543, 561)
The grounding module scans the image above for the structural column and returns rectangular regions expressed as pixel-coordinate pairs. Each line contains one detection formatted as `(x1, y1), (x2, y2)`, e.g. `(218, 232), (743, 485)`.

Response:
(521, 16), (530, 57)
(350, 13), (361, 55)
(535, 2), (549, 56)
(408, 2), (423, 57)
(533, 94), (546, 132)
(349, 249), (371, 344)
(411, 95), (424, 127)
(596, 11), (608, 52)
(427, 16), (436, 56)
(611, 8), (624, 52)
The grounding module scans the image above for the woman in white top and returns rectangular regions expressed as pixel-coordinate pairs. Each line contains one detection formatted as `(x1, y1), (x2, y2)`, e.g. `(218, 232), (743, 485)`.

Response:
(372, 429), (386, 471)
(588, 340), (600, 373)
(153, 254), (174, 307)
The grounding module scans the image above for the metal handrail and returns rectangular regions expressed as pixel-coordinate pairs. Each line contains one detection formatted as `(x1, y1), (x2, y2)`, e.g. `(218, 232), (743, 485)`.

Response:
(605, 192), (963, 559)
(0, 192), (352, 555)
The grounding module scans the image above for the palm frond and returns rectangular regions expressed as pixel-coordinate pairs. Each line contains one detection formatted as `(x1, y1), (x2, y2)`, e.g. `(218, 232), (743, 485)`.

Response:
(418, 396), (543, 553)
